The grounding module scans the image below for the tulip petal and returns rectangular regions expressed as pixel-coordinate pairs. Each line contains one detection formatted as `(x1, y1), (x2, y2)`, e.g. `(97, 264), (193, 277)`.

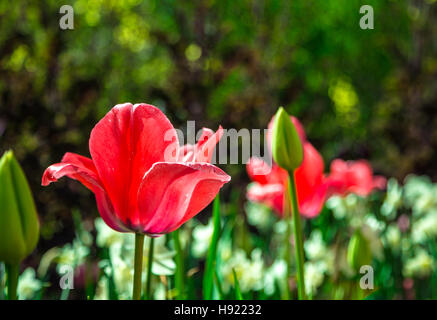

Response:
(137, 162), (230, 235)
(41, 152), (130, 232)
(197, 128), (215, 148)
(327, 159), (385, 196)
(194, 126), (223, 163)
(293, 142), (326, 216)
(373, 175), (387, 190)
(298, 182), (328, 218)
(247, 182), (284, 214)
(295, 142), (325, 188)
(246, 158), (272, 185)
(42, 152), (100, 190)
(246, 157), (286, 185)
(89, 103), (179, 222)
(178, 144), (196, 162)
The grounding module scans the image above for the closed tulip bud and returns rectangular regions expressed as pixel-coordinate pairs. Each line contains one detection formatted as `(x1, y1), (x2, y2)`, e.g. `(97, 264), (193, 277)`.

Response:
(347, 229), (372, 272)
(0, 151), (39, 265)
(271, 107), (303, 171)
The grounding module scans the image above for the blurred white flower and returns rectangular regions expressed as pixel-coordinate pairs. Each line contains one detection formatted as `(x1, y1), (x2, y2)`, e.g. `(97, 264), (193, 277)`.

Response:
(111, 258), (133, 300)
(326, 194), (364, 222)
(273, 219), (288, 234)
(95, 218), (125, 247)
(403, 249), (435, 278)
(93, 277), (108, 300)
(305, 230), (326, 261)
(404, 175), (437, 216)
(220, 248), (264, 293)
(383, 224), (401, 250)
(361, 224), (384, 260)
(381, 178), (403, 219)
(192, 218), (214, 258)
(154, 282), (167, 300)
(364, 214), (385, 233)
(245, 202), (275, 231)
(55, 240), (89, 275)
(411, 211), (437, 244)
(17, 267), (43, 300)
(304, 262), (326, 295)
(326, 196), (347, 219)
(150, 237), (176, 276)
(263, 259), (287, 296)
(94, 218), (175, 298)
(304, 230), (335, 274)
(345, 193), (359, 207)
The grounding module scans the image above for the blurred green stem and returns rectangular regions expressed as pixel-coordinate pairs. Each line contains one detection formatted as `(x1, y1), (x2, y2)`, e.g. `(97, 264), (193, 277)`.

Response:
(283, 188), (291, 300)
(203, 195), (221, 299)
(6, 263), (19, 300)
(173, 229), (185, 299)
(60, 287), (70, 300)
(0, 263), (5, 300)
(132, 233), (145, 300)
(287, 171), (306, 300)
(145, 237), (155, 299)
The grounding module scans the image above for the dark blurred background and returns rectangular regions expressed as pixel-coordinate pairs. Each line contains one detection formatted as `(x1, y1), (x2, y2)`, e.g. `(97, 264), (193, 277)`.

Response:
(0, 0), (436, 263)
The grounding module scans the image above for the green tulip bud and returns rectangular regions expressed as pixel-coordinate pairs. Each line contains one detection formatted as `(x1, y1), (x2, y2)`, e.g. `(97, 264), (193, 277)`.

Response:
(347, 229), (372, 272)
(0, 150), (39, 265)
(271, 107), (303, 171)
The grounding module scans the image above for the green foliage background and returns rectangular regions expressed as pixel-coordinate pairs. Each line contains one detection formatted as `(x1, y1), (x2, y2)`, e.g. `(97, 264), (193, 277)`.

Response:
(0, 0), (436, 297)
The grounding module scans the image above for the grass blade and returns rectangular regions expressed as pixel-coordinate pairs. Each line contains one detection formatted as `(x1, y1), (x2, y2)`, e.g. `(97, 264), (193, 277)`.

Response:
(232, 269), (243, 300)
(203, 194), (222, 299)
(214, 269), (224, 300)
(172, 229), (185, 299)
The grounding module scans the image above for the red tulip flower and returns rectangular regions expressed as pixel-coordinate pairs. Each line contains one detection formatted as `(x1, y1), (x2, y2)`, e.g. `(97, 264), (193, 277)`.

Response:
(326, 159), (386, 197)
(42, 103), (230, 236)
(246, 116), (329, 218)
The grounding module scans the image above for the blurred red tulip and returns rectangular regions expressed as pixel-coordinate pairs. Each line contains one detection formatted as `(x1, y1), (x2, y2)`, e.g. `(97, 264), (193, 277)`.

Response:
(42, 103), (230, 236)
(326, 159), (386, 197)
(247, 116), (328, 218)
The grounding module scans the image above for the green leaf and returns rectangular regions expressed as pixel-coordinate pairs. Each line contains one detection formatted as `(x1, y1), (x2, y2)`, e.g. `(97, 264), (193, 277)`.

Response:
(347, 229), (372, 272)
(232, 268), (243, 300)
(203, 194), (222, 299)
(214, 269), (224, 300)
(173, 229), (185, 299)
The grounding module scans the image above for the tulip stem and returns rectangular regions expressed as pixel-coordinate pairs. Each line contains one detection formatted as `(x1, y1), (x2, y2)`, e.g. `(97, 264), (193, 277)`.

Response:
(287, 171), (306, 300)
(133, 233), (145, 300)
(283, 188), (291, 300)
(6, 263), (19, 300)
(145, 237), (155, 299)
(173, 229), (185, 299)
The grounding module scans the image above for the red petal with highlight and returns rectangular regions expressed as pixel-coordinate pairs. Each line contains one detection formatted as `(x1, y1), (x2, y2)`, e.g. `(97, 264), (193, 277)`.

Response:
(42, 152), (99, 190)
(137, 162), (231, 235)
(41, 152), (130, 232)
(89, 103), (179, 224)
